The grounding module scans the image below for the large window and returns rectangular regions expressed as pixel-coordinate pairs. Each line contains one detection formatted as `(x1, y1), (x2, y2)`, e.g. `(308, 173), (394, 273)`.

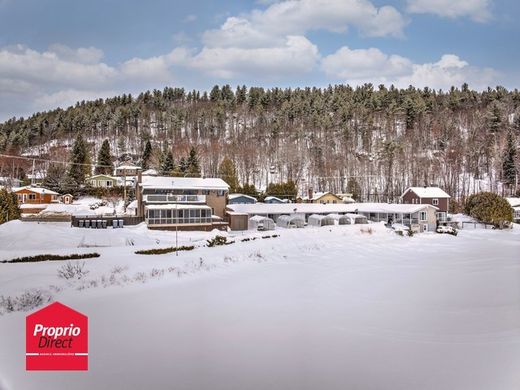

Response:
(419, 211), (427, 221)
(146, 208), (212, 225)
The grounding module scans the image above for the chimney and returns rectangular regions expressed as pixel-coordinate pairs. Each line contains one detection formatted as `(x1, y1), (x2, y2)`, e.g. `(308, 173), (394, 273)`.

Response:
(137, 169), (142, 184)
(308, 188), (313, 200)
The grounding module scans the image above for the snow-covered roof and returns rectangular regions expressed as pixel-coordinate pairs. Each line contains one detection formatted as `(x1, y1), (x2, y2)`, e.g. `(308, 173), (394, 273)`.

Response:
(506, 197), (520, 208)
(250, 215), (273, 222)
(88, 174), (118, 180)
(228, 202), (437, 215)
(264, 196), (287, 202)
(12, 186), (59, 195)
(115, 164), (141, 170)
(145, 204), (211, 210)
(140, 176), (229, 191)
(142, 169), (158, 176)
(402, 187), (450, 199)
(229, 193), (257, 201)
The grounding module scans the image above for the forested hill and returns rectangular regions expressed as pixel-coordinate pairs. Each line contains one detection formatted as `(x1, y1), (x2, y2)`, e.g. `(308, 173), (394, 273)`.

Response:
(1, 84), (519, 204)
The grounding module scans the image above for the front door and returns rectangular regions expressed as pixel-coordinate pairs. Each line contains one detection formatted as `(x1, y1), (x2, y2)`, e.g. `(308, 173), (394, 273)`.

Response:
(423, 224), (428, 232)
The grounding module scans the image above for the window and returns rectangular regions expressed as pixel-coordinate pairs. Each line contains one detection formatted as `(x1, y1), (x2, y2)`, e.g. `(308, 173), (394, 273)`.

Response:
(419, 211), (427, 221)
(28, 193), (36, 200)
(106, 181), (113, 187)
(432, 198), (439, 206)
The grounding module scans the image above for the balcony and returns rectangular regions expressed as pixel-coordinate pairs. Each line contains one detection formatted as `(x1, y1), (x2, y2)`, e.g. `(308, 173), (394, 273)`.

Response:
(144, 194), (206, 204)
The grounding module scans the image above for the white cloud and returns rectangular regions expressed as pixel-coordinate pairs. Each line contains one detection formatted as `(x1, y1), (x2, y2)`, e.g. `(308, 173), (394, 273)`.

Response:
(406, 0), (492, 22)
(322, 47), (498, 90)
(120, 55), (173, 84)
(322, 46), (412, 80)
(0, 44), (178, 119)
(187, 35), (320, 79)
(204, 0), (407, 48)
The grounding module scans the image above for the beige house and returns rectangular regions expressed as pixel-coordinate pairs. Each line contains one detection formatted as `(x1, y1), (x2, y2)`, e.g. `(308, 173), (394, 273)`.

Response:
(302, 190), (343, 204)
(136, 174), (229, 230)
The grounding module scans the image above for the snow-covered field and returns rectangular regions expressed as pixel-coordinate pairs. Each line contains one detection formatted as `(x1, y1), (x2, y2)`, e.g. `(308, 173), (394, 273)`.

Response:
(0, 221), (519, 389)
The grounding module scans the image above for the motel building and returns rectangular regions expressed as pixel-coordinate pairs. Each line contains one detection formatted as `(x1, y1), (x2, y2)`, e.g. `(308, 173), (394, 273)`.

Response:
(226, 202), (438, 233)
(135, 173), (230, 230)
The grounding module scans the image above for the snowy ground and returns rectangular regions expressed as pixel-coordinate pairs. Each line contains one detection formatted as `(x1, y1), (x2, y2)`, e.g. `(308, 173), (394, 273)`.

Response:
(0, 221), (519, 389)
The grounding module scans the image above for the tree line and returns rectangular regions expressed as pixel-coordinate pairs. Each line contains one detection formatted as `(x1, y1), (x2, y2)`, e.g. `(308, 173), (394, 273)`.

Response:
(1, 83), (519, 206)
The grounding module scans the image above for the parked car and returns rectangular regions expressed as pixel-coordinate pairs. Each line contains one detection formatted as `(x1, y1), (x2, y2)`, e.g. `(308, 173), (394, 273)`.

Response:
(436, 225), (458, 235)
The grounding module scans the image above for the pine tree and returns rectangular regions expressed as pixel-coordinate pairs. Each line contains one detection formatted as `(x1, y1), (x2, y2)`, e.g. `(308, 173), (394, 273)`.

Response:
(502, 131), (517, 190)
(488, 103), (502, 134)
(141, 140), (152, 170)
(218, 157), (239, 192)
(186, 147), (201, 177)
(67, 134), (90, 185)
(240, 183), (258, 198)
(179, 157), (188, 174)
(346, 178), (362, 201)
(160, 151), (175, 175)
(0, 188), (20, 224)
(95, 139), (113, 175)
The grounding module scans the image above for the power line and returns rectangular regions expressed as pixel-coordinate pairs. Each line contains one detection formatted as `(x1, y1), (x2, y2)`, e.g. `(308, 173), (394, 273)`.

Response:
(0, 153), (113, 168)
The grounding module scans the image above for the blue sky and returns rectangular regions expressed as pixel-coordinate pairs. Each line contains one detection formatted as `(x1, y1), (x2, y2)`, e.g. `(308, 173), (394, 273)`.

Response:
(0, 0), (518, 120)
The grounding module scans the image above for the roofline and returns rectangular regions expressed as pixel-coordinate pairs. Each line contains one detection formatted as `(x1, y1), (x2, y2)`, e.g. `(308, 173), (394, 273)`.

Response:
(400, 187), (451, 199)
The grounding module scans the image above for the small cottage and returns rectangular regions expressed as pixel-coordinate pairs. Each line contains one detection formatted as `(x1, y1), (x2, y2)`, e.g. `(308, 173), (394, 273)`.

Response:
(228, 194), (257, 204)
(87, 174), (119, 188)
(13, 186), (59, 204)
(303, 190), (342, 204)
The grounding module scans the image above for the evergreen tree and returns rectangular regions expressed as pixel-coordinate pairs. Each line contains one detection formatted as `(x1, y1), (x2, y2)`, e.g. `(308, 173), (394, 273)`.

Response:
(160, 151), (175, 175)
(488, 103), (503, 134)
(95, 139), (113, 175)
(0, 188), (20, 224)
(240, 183), (258, 198)
(141, 140), (152, 170)
(179, 157), (188, 174)
(186, 147), (201, 177)
(346, 178), (362, 201)
(465, 192), (513, 228)
(502, 131), (517, 190)
(218, 157), (239, 192)
(67, 134), (90, 185)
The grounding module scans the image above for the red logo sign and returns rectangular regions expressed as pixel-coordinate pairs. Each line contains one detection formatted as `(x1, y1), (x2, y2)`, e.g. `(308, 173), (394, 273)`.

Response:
(26, 302), (88, 370)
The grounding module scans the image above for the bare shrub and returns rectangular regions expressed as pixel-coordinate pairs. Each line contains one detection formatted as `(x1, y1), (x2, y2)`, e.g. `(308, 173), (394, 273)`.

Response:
(150, 268), (165, 278)
(111, 265), (128, 274)
(360, 227), (373, 235)
(57, 261), (89, 280)
(134, 272), (148, 283)
(0, 289), (52, 314)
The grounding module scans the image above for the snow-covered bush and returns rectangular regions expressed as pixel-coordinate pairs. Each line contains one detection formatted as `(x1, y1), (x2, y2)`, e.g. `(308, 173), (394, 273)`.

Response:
(57, 261), (90, 280)
(207, 235), (234, 247)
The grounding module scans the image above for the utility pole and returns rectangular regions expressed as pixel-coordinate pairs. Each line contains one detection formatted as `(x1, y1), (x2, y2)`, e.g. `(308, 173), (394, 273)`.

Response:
(31, 159), (35, 186)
